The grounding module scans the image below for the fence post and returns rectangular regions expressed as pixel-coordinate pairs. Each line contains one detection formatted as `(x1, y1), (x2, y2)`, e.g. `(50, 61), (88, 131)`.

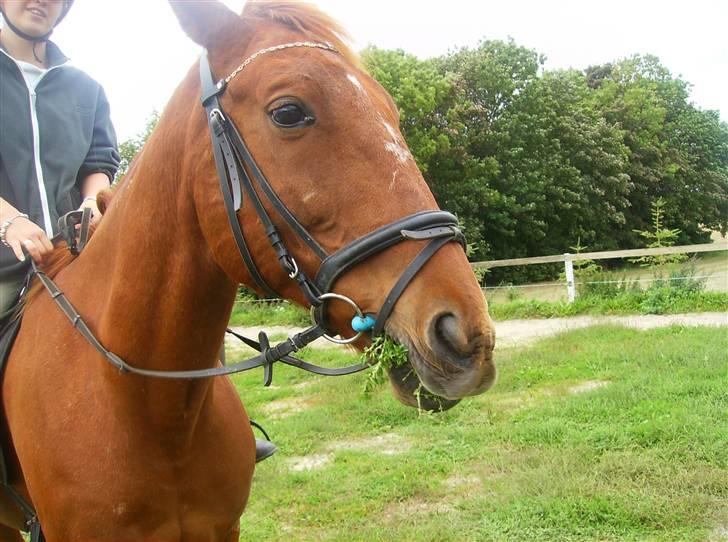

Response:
(564, 254), (576, 303)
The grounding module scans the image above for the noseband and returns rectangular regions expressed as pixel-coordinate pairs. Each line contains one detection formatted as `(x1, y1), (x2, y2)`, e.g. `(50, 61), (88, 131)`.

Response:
(32, 42), (465, 383)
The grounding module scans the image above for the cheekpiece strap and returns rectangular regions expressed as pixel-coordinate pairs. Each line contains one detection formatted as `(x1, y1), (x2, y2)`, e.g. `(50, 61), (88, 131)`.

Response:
(200, 51), (226, 106)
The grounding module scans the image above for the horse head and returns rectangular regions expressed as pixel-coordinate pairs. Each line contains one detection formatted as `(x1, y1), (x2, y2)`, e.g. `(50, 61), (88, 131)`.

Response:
(169, 0), (496, 408)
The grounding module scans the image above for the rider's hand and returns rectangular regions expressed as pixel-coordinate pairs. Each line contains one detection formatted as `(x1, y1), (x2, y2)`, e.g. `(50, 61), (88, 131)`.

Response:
(4, 217), (54, 264)
(79, 196), (102, 227)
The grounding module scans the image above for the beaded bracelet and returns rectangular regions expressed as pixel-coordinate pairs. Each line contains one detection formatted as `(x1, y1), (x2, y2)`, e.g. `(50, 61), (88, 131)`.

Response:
(0, 213), (30, 247)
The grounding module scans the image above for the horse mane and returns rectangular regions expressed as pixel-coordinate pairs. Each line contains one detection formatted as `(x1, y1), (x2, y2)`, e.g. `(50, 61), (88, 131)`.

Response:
(243, 0), (361, 68)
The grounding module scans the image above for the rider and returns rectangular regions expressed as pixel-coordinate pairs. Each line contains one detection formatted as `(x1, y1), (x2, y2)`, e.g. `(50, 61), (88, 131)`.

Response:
(0, 0), (118, 316)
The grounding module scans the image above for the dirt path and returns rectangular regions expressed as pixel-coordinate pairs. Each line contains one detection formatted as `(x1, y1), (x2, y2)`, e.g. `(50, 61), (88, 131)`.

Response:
(493, 311), (727, 349)
(227, 312), (727, 352)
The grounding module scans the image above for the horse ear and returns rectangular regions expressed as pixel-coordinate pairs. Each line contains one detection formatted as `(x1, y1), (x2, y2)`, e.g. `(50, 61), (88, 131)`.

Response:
(168, 0), (241, 49)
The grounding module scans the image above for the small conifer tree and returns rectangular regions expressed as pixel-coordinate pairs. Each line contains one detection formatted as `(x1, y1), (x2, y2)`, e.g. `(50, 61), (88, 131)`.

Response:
(629, 198), (687, 267)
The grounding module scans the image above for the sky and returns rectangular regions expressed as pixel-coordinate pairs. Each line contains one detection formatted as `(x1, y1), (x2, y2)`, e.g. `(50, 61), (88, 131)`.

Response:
(39, 0), (728, 141)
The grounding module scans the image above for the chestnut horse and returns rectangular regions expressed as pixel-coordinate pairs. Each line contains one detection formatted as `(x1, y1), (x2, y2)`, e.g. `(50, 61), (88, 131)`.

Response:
(0, 1), (495, 539)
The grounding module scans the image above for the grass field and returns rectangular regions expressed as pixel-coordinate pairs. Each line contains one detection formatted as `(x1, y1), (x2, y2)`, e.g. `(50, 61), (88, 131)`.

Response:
(230, 325), (728, 541)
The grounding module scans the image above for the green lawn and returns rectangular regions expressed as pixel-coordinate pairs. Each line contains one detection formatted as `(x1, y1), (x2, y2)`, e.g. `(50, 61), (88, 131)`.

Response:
(229, 299), (310, 327)
(230, 325), (727, 541)
(487, 290), (728, 320)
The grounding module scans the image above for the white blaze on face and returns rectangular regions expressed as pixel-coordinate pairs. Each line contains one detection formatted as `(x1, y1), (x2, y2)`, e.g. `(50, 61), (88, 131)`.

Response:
(344, 74), (411, 165)
(382, 120), (412, 165)
(347, 73), (366, 95)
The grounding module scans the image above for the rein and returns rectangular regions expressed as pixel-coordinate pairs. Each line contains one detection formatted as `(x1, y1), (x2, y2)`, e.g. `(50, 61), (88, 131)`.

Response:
(31, 257), (363, 381)
(32, 42), (466, 384)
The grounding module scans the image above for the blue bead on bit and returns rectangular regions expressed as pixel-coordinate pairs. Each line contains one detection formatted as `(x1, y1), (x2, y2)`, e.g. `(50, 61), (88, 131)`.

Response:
(351, 314), (376, 333)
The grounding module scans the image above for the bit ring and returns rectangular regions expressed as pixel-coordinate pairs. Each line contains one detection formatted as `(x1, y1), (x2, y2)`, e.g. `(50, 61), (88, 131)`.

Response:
(310, 292), (364, 345)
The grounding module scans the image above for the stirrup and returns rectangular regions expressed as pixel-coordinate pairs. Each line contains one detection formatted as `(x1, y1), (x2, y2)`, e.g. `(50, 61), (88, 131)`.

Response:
(250, 420), (277, 463)
(255, 439), (278, 463)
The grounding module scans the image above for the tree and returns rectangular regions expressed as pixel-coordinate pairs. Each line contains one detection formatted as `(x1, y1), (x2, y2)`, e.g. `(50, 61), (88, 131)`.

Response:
(489, 70), (631, 257)
(362, 45), (727, 283)
(427, 39), (545, 261)
(629, 197), (687, 267)
(663, 107), (728, 239)
(589, 55), (728, 245)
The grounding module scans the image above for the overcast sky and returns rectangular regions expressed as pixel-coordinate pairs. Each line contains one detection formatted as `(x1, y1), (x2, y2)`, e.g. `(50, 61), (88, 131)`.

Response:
(43, 0), (728, 141)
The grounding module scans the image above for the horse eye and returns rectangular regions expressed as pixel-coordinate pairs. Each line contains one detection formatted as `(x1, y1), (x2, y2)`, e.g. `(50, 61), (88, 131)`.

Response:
(270, 104), (312, 128)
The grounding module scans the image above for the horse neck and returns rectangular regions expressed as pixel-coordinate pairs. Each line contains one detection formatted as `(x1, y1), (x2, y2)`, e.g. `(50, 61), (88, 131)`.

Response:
(73, 94), (236, 384)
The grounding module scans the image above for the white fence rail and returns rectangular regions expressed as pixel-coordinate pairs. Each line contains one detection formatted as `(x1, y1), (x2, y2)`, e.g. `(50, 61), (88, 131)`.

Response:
(473, 242), (728, 302)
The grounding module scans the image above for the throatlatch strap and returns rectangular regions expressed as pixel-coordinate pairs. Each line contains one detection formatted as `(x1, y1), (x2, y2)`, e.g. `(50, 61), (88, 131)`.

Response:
(201, 52), (277, 298)
(201, 51), (326, 305)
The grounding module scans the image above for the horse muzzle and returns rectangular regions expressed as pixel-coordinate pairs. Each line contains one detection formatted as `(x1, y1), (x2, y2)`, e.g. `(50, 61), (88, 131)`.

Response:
(391, 310), (496, 401)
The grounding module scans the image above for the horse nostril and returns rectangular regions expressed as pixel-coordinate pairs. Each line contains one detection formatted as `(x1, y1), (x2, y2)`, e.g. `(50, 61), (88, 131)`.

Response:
(429, 313), (478, 369)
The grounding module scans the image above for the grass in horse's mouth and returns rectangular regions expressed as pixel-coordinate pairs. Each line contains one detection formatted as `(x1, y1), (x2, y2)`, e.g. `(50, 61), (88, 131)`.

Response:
(361, 334), (409, 395)
(361, 334), (448, 413)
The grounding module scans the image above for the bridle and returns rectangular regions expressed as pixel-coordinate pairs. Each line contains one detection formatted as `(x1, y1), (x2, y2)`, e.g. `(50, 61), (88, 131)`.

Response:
(32, 41), (466, 383)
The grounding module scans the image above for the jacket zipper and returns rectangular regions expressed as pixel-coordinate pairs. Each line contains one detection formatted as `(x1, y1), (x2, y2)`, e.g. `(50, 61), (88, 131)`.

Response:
(28, 81), (54, 237)
(1, 50), (65, 237)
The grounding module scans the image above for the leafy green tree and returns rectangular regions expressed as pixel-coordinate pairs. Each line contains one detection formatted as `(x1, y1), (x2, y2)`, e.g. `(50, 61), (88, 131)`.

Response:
(491, 70), (630, 256)
(428, 39), (545, 261)
(362, 44), (727, 283)
(589, 55), (728, 245)
(663, 107), (728, 239)
(584, 63), (614, 89)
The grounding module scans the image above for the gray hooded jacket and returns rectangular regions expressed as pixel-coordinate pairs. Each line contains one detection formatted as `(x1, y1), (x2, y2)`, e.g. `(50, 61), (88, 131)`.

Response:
(0, 39), (120, 280)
